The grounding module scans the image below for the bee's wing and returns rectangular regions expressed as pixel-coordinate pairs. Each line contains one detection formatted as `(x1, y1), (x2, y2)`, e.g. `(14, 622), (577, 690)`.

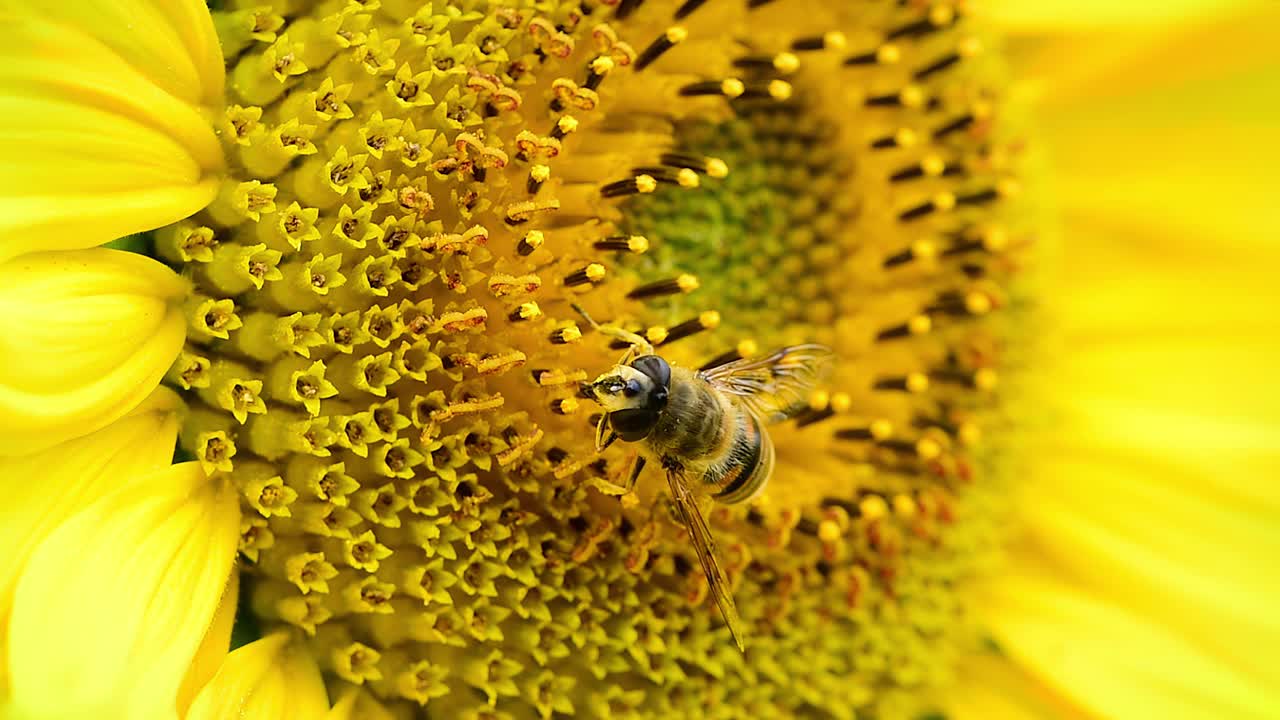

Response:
(665, 467), (746, 652)
(699, 344), (834, 424)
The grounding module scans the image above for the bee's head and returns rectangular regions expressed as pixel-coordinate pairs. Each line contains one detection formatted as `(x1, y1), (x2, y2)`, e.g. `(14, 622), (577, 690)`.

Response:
(582, 355), (671, 442)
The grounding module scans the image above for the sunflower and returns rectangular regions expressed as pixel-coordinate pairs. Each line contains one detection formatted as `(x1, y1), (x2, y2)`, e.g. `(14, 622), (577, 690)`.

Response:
(0, 1), (1274, 719)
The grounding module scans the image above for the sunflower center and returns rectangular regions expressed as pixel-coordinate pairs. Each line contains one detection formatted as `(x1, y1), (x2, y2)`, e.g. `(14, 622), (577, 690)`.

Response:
(160, 1), (1023, 717)
(622, 105), (854, 345)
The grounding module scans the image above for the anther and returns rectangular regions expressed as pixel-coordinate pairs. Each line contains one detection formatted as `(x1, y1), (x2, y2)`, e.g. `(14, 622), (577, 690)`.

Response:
(876, 314), (932, 341)
(550, 397), (580, 415)
(505, 198), (560, 225)
(930, 368), (997, 391)
(563, 263), (607, 287)
(659, 311), (719, 345)
(594, 235), (650, 254)
(927, 290), (993, 316)
(527, 164), (551, 195)
(630, 167), (701, 188)
(873, 373), (930, 393)
(699, 339), (757, 371)
(932, 113), (975, 140)
(679, 78), (746, 99)
(834, 419), (895, 441)
(626, 274), (699, 300)
(897, 192), (956, 222)
(584, 55), (615, 91)
(674, 0), (708, 19)
(635, 26), (687, 71)
(508, 302), (543, 322)
(883, 239), (939, 268)
(550, 325), (583, 344)
(943, 227), (1008, 256)
(740, 79), (793, 100)
(844, 44), (900, 66)
(615, 0), (646, 20)
(886, 6), (957, 41)
(601, 174), (658, 198)
(733, 52), (801, 75)
(795, 392), (854, 428)
(792, 31), (847, 52)
(550, 115), (579, 140)
(889, 155), (957, 182)
(660, 153), (729, 178)
(870, 127), (918, 150)
(517, 230), (544, 256)
(956, 188), (999, 207)
(875, 437), (941, 460)
(914, 52), (961, 80)
(865, 85), (926, 108)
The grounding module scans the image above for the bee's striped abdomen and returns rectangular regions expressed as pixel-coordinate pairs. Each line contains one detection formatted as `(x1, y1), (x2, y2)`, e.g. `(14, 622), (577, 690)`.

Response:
(708, 412), (774, 505)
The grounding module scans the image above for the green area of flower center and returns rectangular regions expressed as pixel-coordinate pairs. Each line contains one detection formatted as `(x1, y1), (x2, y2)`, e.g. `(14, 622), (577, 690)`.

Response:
(623, 112), (849, 346)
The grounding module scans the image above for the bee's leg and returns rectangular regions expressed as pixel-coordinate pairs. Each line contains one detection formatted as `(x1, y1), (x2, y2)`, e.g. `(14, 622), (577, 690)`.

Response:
(595, 413), (616, 452)
(602, 326), (655, 359)
(592, 453), (647, 496)
(572, 303), (655, 358)
(621, 454), (647, 494)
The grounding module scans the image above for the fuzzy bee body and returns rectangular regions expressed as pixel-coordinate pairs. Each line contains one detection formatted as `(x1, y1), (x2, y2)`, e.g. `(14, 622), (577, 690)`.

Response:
(641, 366), (775, 505)
(576, 317), (832, 652)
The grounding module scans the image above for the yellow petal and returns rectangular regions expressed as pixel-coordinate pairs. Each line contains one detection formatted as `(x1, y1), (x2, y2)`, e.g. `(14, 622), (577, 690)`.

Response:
(0, 388), (183, 689)
(176, 570), (239, 716)
(0, 249), (189, 456)
(185, 632), (330, 720)
(0, 0), (222, 106)
(985, 570), (1276, 720)
(943, 650), (1093, 720)
(989, 2), (1280, 713)
(0, 2), (224, 259)
(6, 462), (239, 718)
(982, 0), (1258, 31)
(1011, 5), (1280, 253)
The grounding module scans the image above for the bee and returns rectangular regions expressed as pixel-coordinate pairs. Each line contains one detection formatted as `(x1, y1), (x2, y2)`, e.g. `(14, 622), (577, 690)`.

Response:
(574, 305), (833, 651)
